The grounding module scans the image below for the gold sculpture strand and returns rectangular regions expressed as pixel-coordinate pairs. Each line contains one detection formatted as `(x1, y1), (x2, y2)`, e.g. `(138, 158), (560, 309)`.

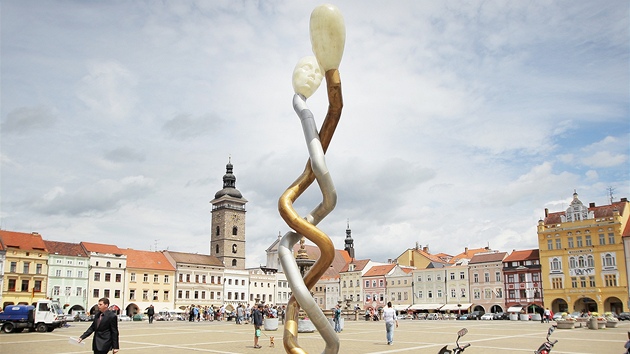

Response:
(279, 69), (342, 354)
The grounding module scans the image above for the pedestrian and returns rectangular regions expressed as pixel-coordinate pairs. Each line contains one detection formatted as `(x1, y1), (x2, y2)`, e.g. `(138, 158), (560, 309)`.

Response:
(245, 304), (251, 323)
(624, 330), (630, 354)
(146, 305), (155, 324)
(252, 304), (264, 349)
(78, 297), (120, 354)
(237, 304), (244, 324)
(333, 304), (342, 333)
(544, 308), (551, 323)
(382, 301), (398, 345)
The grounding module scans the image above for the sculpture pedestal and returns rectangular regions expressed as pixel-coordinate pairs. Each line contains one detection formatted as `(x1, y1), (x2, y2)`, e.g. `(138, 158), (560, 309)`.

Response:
(298, 319), (316, 333)
(264, 318), (279, 331)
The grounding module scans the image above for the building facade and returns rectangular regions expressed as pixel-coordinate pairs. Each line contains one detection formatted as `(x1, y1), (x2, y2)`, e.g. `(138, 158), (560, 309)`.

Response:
(410, 264), (448, 312)
(44, 240), (89, 315)
(442, 261), (472, 314)
(538, 193), (629, 314)
(123, 249), (176, 317)
(164, 251), (225, 309)
(248, 267), (276, 305)
(468, 251), (507, 313)
(362, 264), (395, 311)
(0, 231), (49, 307)
(81, 242), (127, 314)
(385, 265), (413, 312)
(502, 249), (542, 314)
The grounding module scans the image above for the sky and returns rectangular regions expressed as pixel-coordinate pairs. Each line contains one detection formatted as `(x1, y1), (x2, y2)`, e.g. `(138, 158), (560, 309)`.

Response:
(1, 0), (628, 269)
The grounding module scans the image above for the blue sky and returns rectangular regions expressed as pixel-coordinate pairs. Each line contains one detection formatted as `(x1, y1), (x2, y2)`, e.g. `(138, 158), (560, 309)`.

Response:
(1, 0), (628, 268)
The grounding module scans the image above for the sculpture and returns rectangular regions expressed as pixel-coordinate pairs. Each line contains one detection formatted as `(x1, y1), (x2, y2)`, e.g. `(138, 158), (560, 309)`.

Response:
(277, 4), (345, 354)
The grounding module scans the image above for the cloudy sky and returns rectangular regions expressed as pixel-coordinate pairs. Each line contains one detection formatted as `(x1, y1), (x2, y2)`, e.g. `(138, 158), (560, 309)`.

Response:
(1, 0), (628, 268)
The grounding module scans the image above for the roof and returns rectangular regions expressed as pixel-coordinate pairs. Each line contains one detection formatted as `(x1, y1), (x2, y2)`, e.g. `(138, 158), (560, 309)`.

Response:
(44, 240), (88, 257)
(0, 230), (47, 251)
(623, 219), (630, 238)
(340, 259), (371, 272)
(469, 252), (507, 264)
(164, 251), (224, 267)
(363, 264), (396, 277)
(450, 247), (493, 263)
(123, 249), (175, 271)
(503, 249), (539, 262)
(291, 243), (350, 277)
(544, 200), (627, 225)
(81, 242), (123, 255)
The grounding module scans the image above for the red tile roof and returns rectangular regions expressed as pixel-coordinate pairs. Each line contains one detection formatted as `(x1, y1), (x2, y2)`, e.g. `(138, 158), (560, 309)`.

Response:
(450, 247), (492, 263)
(503, 249), (539, 262)
(291, 243), (350, 276)
(469, 252), (507, 264)
(623, 219), (630, 238)
(123, 249), (175, 271)
(81, 242), (123, 255)
(544, 200), (627, 224)
(44, 240), (88, 257)
(0, 230), (47, 251)
(340, 259), (371, 272)
(363, 264), (396, 277)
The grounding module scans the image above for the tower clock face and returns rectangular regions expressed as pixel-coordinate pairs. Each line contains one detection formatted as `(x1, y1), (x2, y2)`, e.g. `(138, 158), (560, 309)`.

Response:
(232, 214), (240, 222)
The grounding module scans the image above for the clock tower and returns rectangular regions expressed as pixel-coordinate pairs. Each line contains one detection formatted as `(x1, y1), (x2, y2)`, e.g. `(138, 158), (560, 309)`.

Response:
(210, 159), (247, 269)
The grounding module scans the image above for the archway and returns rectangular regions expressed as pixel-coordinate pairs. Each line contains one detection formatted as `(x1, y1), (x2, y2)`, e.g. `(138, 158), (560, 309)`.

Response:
(126, 303), (140, 317)
(551, 298), (568, 314)
(605, 296), (623, 314)
(573, 297), (597, 314)
(490, 305), (503, 313)
(68, 304), (85, 315)
(472, 305), (486, 313)
(88, 304), (99, 316)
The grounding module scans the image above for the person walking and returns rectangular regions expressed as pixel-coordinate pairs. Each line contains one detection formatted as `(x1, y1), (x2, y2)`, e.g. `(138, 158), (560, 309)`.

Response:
(236, 304), (244, 324)
(146, 305), (155, 324)
(544, 308), (551, 323)
(382, 302), (398, 345)
(252, 304), (263, 349)
(333, 304), (342, 333)
(78, 297), (120, 354)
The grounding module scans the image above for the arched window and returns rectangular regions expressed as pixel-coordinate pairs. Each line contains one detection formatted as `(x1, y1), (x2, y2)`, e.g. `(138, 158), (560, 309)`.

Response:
(106, 261), (111, 267)
(232, 244), (237, 254)
(569, 257), (576, 268)
(215, 245), (219, 254)
(232, 226), (238, 236)
(216, 226), (220, 236)
(603, 253), (616, 267)
(587, 255), (594, 267)
(578, 256), (585, 268)
(232, 259), (237, 267)
(551, 258), (561, 271)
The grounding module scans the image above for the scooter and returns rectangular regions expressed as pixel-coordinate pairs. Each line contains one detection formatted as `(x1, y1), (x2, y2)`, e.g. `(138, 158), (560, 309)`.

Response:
(438, 328), (471, 354)
(534, 326), (558, 354)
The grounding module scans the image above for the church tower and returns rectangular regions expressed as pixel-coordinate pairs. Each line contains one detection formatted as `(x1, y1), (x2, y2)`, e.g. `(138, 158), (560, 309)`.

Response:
(210, 159), (247, 269)
(344, 220), (355, 260)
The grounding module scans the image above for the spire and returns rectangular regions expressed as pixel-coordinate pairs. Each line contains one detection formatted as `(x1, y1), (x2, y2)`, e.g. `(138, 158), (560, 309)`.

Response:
(344, 219), (355, 259)
(214, 158), (243, 199)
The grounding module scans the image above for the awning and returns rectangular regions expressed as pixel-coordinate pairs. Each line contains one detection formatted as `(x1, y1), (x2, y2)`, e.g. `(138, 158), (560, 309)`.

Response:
(507, 305), (523, 313)
(409, 303), (444, 310)
(393, 305), (411, 311)
(440, 303), (472, 311)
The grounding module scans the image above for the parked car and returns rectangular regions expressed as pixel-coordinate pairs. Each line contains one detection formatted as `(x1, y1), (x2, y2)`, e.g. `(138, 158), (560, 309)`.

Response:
(552, 312), (563, 321)
(457, 314), (469, 320)
(493, 312), (509, 320)
(618, 312), (630, 321)
(468, 311), (484, 320)
(480, 313), (494, 320)
(117, 315), (131, 321)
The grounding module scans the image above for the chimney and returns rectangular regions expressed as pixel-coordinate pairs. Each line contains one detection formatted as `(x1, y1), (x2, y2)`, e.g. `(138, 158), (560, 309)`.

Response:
(415, 242), (420, 250)
(423, 246), (429, 253)
(589, 202), (595, 208)
(465, 247), (468, 254)
(544, 208), (548, 217)
(622, 198), (628, 202)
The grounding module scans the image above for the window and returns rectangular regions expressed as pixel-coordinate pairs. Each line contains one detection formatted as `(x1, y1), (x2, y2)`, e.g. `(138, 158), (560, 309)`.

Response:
(93, 289), (99, 298)
(65, 286), (71, 296)
(94, 272), (101, 281)
(105, 273), (111, 282)
(460, 272), (465, 280)
(567, 237), (574, 248)
(232, 259), (237, 267)
(450, 273), (455, 280)
(195, 274), (200, 283)
(164, 275), (170, 283)
(115, 274), (121, 282)
(216, 226), (220, 236)
(66, 270), (72, 277)
(115, 290), (120, 298)
(484, 273), (490, 282)
(106, 261), (111, 267)
(23, 262), (30, 274)
(372, 280), (376, 287)
(436, 274), (441, 281)
(130, 289), (136, 299)
(589, 276), (596, 287)
(365, 280), (370, 288)
(143, 290), (149, 300)
(580, 277), (587, 288)
(7, 279), (16, 291)
(53, 286), (60, 296)
(571, 277), (577, 288)
(36, 264), (42, 274)
(131, 273), (136, 282)
(507, 274), (514, 283)
(569, 257), (577, 268)
(78, 270), (84, 278)
(379, 279), (384, 287)
(605, 274), (617, 287)
(185, 290), (190, 299)
(232, 226), (238, 236)
(533, 273), (540, 282)
(608, 233), (615, 244)
(495, 288), (502, 298)
(164, 291), (169, 301)
(428, 291), (433, 298)
(143, 274), (149, 282)
(473, 273), (479, 283)
(495, 272), (501, 282)
(461, 288), (466, 298)
(178, 290), (182, 299)
(577, 236), (583, 247)
(416, 275), (422, 282)
(585, 235), (592, 246)
(603, 253), (616, 267)
(154, 274), (159, 283)
(153, 290), (159, 301)
(552, 278), (563, 289)
(10, 262), (17, 273)
(418, 291), (423, 298)
(599, 233), (605, 245)
(547, 239), (552, 250)
(550, 258), (562, 271)
(55, 269), (62, 277)
(555, 238), (561, 249)
(76, 287), (83, 296)
(104, 289), (110, 298)
(484, 289), (492, 299)
(436, 290), (442, 298)
(473, 289), (480, 299)
(186, 274), (190, 282)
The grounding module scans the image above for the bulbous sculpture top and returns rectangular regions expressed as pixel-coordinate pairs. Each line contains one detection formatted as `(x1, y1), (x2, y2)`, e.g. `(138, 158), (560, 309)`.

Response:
(310, 4), (346, 71)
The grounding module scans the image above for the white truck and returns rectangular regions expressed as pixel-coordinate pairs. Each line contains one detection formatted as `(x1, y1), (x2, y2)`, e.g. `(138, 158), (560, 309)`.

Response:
(0, 299), (65, 333)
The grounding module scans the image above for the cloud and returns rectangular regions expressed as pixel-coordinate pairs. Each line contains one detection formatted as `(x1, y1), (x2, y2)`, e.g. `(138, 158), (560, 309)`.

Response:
(104, 147), (146, 163)
(162, 113), (225, 140)
(579, 136), (629, 168)
(2, 105), (57, 134)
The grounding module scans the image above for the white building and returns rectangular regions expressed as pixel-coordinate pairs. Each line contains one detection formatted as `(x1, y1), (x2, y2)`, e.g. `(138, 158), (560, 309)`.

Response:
(248, 267), (276, 305)
(223, 268), (249, 308)
(163, 251), (225, 309)
(80, 242), (127, 315)
(44, 240), (90, 315)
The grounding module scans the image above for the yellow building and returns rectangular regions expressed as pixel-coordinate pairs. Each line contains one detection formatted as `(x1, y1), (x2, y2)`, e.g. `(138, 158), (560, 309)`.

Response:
(123, 249), (176, 317)
(538, 192), (629, 314)
(0, 230), (49, 307)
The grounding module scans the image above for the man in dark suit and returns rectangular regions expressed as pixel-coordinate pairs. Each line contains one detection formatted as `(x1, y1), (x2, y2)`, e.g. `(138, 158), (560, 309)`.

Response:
(79, 297), (120, 354)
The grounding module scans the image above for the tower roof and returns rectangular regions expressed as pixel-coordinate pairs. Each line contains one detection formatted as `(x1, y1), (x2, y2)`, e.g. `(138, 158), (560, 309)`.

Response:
(214, 160), (244, 199)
